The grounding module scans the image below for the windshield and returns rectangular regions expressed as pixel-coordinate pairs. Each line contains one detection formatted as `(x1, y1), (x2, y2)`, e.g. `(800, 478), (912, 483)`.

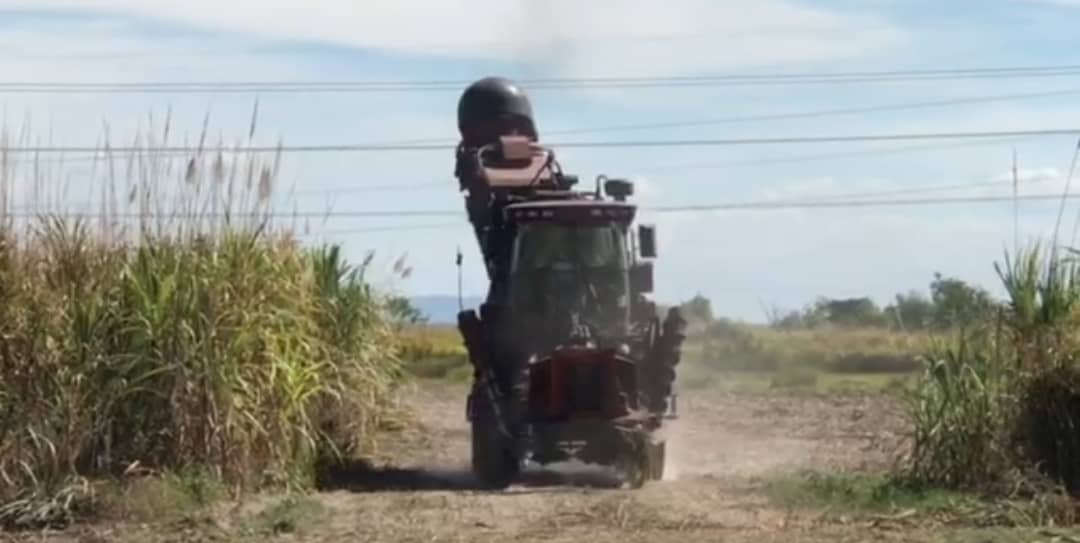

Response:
(512, 222), (628, 272)
(508, 222), (630, 346)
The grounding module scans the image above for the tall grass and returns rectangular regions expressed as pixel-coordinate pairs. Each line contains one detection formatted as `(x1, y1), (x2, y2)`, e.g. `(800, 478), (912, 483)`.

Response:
(0, 112), (405, 528)
(904, 243), (1080, 505)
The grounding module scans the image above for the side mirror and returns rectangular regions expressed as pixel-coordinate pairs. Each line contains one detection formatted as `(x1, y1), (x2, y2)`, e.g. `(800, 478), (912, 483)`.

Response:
(638, 225), (657, 259)
(630, 262), (654, 294)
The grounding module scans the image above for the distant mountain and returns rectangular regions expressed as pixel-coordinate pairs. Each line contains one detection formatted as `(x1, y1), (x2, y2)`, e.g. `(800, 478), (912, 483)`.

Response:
(410, 295), (485, 324)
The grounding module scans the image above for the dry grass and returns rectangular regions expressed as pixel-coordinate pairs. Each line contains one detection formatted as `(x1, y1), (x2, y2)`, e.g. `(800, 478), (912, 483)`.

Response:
(0, 110), (408, 529)
(395, 325), (471, 380)
(397, 320), (929, 384)
(691, 320), (927, 374)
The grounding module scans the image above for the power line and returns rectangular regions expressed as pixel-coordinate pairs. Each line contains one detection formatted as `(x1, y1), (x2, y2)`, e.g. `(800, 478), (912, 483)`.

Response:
(292, 182), (445, 195)
(383, 88), (1080, 146)
(7, 171), (1041, 214)
(296, 223), (462, 235)
(12, 87), (1077, 163)
(525, 129), (1080, 150)
(2, 128), (1077, 154)
(296, 165), (1046, 199)
(6, 192), (1080, 219)
(541, 88), (1080, 137)
(6, 64), (1080, 92)
(634, 136), (1030, 173)
(14, 131), (1048, 170)
(756, 179), (1045, 204)
(649, 193), (1080, 213)
(22, 89), (1074, 164)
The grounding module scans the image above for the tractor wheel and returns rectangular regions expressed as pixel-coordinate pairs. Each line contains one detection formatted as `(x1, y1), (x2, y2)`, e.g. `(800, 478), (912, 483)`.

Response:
(615, 432), (650, 489)
(470, 419), (519, 489)
(647, 440), (666, 481)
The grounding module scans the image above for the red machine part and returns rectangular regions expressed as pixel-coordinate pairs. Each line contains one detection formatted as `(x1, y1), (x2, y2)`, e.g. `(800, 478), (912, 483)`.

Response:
(527, 347), (638, 422)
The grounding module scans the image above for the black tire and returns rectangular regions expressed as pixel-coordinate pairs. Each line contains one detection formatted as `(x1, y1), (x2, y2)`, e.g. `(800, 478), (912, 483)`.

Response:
(647, 440), (666, 481)
(470, 418), (519, 489)
(615, 432), (650, 489)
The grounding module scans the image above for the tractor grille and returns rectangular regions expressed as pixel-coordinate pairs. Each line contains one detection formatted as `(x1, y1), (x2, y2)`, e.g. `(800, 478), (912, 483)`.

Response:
(566, 363), (607, 413)
(527, 349), (637, 421)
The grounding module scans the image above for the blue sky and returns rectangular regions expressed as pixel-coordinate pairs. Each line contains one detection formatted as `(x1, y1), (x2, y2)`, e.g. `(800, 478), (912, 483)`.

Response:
(2, 0), (1080, 321)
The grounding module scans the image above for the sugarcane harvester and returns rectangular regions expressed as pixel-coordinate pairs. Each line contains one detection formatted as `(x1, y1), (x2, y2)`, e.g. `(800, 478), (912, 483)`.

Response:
(454, 77), (686, 489)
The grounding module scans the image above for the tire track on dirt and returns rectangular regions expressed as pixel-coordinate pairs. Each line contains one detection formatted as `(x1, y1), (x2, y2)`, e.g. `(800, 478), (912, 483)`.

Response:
(303, 381), (908, 542)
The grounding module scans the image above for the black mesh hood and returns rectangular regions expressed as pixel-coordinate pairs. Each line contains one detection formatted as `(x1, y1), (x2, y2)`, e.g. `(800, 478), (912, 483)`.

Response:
(457, 76), (537, 145)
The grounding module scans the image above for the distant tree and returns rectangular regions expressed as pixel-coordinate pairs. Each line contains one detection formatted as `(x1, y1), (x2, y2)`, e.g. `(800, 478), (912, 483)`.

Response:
(680, 294), (714, 324)
(885, 290), (935, 331)
(772, 309), (810, 330)
(928, 272), (995, 329)
(811, 297), (887, 328)
(385, 295), (428, 325)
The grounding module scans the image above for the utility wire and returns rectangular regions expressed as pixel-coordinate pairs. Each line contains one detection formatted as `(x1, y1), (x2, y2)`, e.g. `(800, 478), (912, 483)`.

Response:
(7, 192), (1080, 219)
(541, 88), (1080, 137)
(293, 182), (445, 195)
(2, 128), (1077, 154)
(634, 136), (1029, 173)
(379, 87), (1080, 145)
(14, 88), (1077, 163)
(296, 223), (462, 235)
(281, 176), (1017, 234)
(752, 179), (1046, 204)
(12, 172), (1040, 214)
(650, 193), (1080, 213)
(6, 64), (1080, 92)
(298, 169), (1045, 199)
(12, 134), (1042, 171)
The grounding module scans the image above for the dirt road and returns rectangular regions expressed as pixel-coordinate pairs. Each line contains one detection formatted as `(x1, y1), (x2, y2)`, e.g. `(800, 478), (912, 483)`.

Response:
(13, 380), (1028, 543)
(284, 381), (912, 542)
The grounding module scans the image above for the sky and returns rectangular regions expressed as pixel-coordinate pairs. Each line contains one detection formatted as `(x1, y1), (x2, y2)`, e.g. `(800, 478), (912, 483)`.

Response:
(2, 0), (1080, 321)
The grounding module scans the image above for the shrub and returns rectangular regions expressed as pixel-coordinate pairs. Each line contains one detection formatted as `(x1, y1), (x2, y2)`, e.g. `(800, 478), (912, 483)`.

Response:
(701, 319), (781, 372)
(828, 353), (920, 374)
(902, 244), (1080, 500)
(905, 327), (1014, 490)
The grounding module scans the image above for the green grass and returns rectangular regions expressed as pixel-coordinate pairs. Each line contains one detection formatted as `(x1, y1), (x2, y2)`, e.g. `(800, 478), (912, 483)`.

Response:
(398, 319), (927, 390)
(239, 495), (328, 537)
(762, 471), (1080, 529)
(690, 321), (928, 374)
(679, 365), (914, 396)
(395, 325), (471, 380)
(89, 468), (227, 524)
(762, 472), (980, 515)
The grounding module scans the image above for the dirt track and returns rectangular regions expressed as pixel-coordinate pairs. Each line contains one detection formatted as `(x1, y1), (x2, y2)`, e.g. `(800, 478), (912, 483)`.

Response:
(281, 381), (913, 542)
(9, 380), (969, 543)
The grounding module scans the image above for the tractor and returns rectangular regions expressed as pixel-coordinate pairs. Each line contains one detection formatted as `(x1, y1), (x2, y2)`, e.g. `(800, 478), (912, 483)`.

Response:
(453, 77), (686, 489)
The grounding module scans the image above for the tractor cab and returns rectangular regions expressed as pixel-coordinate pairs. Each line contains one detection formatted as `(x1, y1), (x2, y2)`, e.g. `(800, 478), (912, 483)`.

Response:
(504, 199), (640, 353)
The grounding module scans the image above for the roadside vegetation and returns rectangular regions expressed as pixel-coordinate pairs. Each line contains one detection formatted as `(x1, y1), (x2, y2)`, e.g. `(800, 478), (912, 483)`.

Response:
(902, 244), (1080, 513)
(391, 273), (989, 393)
(748, 243), (1080, 529)
(0, 117), (412, 530)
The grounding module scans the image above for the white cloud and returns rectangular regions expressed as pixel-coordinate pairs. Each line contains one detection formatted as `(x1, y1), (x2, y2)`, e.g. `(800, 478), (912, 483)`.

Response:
(989, 167), (1063, 185)
(0, 0), (906, 77)
(1025, 0), (1080, 6)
